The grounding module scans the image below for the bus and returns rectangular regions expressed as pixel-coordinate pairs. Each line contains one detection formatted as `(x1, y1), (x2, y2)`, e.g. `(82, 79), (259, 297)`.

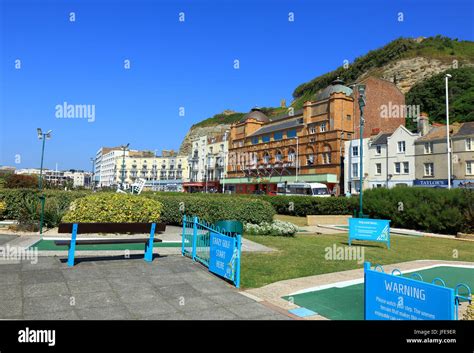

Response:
(276, 182), (331, 197)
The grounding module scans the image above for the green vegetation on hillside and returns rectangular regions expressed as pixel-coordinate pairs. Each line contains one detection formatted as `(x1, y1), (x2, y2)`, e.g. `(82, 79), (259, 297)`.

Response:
(292, 36), (474, 109)
(192, 106), (291, 128)
(406, 66), (474, 129)
(193, 112), (246, 128)
(191, 36), (473, 129)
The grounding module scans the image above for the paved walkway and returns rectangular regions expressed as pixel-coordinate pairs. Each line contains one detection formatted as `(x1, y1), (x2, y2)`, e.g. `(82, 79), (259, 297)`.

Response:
(244, 259), (474, 320)
(0, 255), (291, 320)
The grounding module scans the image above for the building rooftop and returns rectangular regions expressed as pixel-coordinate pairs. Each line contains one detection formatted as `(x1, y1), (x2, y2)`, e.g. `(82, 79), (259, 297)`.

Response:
(238, 107), (270, 123)
(315, 78), (353, 101)
(453, 121), (474, 137)
(371, 132), (392, 145)
(248, 117), (304, 137)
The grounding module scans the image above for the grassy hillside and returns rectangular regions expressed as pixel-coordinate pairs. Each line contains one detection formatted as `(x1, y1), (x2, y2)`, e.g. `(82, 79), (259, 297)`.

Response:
(406, 66), (474, 129)
(192, 106), (290, 128)
(191, 36), (474, 130)
(292, 36), (474, 109)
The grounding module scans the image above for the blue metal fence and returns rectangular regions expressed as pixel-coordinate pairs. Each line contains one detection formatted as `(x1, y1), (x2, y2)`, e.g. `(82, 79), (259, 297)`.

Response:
(181, 215), (241, 287)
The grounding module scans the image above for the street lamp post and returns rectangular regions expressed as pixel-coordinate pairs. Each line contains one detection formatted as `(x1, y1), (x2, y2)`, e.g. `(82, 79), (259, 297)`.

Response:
(294, 136), (299, 182)
(90, 157), (95, 191)
(120, 143), (129, 190)
(37, 128), (52, 237)
(445, 74), (452, 189)
(357, 85), (366, 218)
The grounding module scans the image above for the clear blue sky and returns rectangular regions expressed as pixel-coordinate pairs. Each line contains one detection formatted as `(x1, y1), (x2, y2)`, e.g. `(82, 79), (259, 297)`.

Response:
(1, 0), (473, 170)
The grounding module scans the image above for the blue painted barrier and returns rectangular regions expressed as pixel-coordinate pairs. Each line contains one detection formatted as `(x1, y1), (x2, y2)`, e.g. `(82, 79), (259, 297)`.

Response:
(181, 215), (241, 288)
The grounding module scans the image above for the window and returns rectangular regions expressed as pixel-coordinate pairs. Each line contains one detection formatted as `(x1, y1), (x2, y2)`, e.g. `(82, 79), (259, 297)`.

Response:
(263, 153), (270, 164)
(352, 146), (359, 157)
(275, 151), (283, 162)
(251, 137), (259, 145)
(424, 142), (433, 154)
(466, 138), (473, 151)
(262, 135), (270, 143)
(322, 152), (331, 164)
(352, 163), (358, 178)
(347, 133), (352, 139)
(397, 141), (406, 153)
(375, 145), (382, 155)
(274, 131), (283, 140)
(375, 163), (382, 175)
(287, 129), (297, 138)
(346, 114), (351, 120)
(288, 149), (296, 162)
(403, 162), (409, 174)
(466, 161), (473, 175)
(309, 125), (316, 134)
(394, 162), (401, 174)
(320, 122), (327, 132)
(424, 163), (434, 176)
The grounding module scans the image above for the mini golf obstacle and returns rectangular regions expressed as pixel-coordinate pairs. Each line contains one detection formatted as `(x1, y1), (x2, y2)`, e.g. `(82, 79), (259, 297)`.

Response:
(181, 215), (242, 288)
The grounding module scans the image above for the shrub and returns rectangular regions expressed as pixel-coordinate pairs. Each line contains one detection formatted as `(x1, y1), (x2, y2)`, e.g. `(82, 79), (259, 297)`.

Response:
(255, 195), (357, 217)
(244, 220), (298, 236)
(0, 200), (6, 218)
(145, 194), (275, 225)
(0, 189), (90, 223)
(4, 174), (38, 188)
(363, 187), (472, 235)
(62, 193), (163, 223)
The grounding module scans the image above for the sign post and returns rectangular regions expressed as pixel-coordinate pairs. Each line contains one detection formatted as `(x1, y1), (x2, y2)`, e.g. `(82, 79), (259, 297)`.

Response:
(349, 218), (390, 249)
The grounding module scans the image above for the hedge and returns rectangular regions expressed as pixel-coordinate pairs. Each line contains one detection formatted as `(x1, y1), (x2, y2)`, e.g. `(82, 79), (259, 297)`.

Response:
(144, 194), (275, 225)
(0, 189), (91, 228)
(1, 188), (472, 234)
(362, 187), (473, 235)
(62, 193), (163, 223)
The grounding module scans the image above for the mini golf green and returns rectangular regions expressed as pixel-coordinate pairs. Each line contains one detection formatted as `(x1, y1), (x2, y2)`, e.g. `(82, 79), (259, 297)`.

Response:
(283, 266), (474, 320)
(30, 239), (182, 251)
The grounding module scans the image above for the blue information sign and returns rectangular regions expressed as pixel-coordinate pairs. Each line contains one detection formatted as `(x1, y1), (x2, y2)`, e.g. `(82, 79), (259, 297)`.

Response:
(209, 232), (241, 286)
(349, 218), (390, 248)
(364, 262), (455, 320)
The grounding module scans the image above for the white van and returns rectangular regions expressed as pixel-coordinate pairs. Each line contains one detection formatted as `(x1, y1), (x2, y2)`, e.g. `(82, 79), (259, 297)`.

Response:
(276, 182), (331, 197)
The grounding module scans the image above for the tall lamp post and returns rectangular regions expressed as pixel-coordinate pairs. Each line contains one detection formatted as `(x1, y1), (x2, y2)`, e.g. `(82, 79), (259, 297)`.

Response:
(357, 85), (366, 218)
(445, 74), (452, 189)
(90, 157), (95, 191)
(37, 128), (52, 236)
(294, 136), (299, 182)
(120, 143), (129, 190)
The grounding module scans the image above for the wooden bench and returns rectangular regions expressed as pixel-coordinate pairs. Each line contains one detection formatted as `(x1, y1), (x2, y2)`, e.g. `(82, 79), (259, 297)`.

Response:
(56, 222), (166, 266)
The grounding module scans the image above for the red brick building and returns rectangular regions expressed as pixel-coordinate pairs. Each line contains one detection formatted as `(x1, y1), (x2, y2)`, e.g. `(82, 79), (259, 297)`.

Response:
(224, 76), (405, 195)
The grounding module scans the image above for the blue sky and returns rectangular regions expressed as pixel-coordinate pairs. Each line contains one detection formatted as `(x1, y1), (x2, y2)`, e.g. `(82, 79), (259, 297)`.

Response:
(1, 0), (473, 170)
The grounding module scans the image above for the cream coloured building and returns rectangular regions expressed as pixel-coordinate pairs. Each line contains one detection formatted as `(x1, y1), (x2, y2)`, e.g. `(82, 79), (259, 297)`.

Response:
(94, 147), (189, 191)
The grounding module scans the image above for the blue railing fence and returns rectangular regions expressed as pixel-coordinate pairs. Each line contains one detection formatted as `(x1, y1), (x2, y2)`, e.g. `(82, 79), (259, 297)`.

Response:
(181, 215), (241, 287)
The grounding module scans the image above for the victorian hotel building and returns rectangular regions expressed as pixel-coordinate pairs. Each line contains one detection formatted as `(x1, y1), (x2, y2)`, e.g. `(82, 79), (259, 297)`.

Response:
(224, 77), (405, 195)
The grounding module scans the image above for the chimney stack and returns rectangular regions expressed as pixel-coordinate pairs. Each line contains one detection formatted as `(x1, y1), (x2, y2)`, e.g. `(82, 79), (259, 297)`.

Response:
(417, 112), (430, 136)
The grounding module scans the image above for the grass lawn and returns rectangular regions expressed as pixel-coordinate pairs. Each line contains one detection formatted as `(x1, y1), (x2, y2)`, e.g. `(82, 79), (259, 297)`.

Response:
(241, 233), (474, 289)
(273, 214), (307, 227)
